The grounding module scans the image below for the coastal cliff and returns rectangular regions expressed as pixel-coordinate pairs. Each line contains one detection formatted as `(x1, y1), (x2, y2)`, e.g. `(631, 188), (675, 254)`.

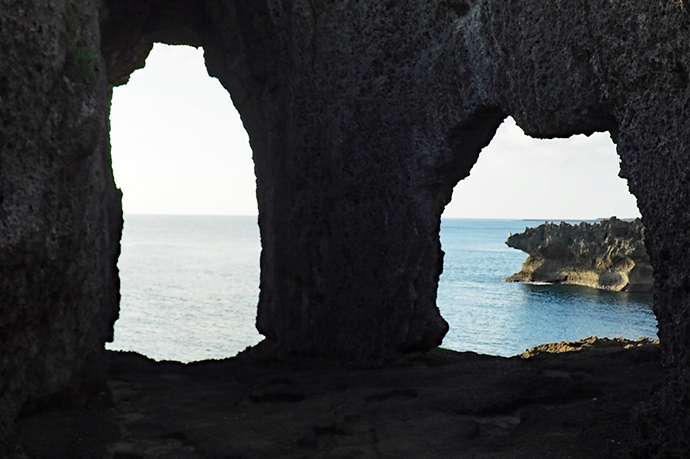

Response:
(3, 0), (690, 455)
(506, 218), (653, 293)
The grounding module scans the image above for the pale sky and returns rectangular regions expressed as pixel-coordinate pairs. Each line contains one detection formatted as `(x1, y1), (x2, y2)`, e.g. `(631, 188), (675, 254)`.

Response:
(110, 44), (640, 220)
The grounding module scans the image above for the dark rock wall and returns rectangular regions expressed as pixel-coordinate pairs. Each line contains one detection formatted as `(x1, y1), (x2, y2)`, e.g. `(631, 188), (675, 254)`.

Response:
(616, 78), (690, 457)
(251, 2), (464, 360)
(1, 0), (689, 455)
(0, 0), (120, 451)
(469, 3), (690, 450)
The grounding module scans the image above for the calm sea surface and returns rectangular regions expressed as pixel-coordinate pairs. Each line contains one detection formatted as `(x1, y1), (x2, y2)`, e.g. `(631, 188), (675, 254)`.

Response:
(107, 216), (657, 362)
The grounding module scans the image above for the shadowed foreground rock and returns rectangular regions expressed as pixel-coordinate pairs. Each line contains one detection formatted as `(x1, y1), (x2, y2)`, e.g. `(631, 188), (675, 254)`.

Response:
(14, 340), (661, 459)
(506, 218), (653, 292)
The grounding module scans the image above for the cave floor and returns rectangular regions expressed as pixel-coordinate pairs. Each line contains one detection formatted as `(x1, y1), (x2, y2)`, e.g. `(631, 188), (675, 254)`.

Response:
(15, 340), (661, 459)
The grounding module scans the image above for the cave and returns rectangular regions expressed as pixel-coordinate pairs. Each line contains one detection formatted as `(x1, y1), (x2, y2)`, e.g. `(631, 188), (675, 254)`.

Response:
(2, 1), (689, 457)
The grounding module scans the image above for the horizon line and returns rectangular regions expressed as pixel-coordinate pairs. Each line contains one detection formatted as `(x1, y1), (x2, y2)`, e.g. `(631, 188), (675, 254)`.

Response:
(123, 212), (640, 221)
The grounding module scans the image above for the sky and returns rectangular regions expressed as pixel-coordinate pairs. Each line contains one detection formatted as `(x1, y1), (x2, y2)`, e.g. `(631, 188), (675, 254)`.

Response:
(110, 44), (640, 220)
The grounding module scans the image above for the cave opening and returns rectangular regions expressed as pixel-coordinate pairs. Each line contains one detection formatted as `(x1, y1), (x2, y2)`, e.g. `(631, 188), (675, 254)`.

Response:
(106, 43), (262, 362)
(438, 117), (658, 356)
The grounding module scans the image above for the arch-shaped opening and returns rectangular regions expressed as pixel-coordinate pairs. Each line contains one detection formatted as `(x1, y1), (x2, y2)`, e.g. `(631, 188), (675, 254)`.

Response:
(438, 117), (658, 356)
(106, 44), (262, 362)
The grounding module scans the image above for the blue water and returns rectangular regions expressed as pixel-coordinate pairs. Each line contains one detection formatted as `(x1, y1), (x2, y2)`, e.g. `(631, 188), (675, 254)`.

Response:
(107, 216), (657, 361)
(438, 219), (656, 356)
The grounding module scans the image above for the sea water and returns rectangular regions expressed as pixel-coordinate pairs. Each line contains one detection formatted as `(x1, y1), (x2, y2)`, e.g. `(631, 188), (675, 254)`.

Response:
(107, 215), (657, 362)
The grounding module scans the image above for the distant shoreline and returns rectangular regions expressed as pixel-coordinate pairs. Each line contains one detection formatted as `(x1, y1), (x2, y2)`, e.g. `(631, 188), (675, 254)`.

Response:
(123, 213), (642, 221)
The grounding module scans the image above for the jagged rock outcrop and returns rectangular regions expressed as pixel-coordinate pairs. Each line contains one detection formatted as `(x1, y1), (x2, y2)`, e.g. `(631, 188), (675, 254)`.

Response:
(520, 336), (658, 359)
(2, 1), (690, 456)
(506, 218), (653, 292)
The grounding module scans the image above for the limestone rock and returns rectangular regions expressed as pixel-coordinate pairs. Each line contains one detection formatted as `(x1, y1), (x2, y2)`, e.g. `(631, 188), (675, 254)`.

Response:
(2, 1), (690, 456)
(506, 218), (653, 292)
(520, 336), (658, 359)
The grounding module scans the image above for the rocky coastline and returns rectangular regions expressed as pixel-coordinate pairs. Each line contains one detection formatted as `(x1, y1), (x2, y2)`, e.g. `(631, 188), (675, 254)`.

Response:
(3, 1), (690, 455)
(506, 218), (653, 293)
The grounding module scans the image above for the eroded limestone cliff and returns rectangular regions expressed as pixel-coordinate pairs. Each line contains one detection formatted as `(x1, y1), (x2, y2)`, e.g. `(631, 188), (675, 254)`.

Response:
(506, 218), (653, 292)
(2, 0), (690, 456)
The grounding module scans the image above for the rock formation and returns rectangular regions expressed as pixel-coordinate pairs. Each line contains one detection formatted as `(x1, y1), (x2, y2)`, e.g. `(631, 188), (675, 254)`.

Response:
(1, 0), (689, 456)
(506, 218), (653, 292)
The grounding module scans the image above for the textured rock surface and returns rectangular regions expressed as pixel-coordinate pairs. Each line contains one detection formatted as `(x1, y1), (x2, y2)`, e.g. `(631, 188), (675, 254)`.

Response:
(0, 0), (121, 453)
(506, 218), (653, 292)
(1, 0), (690, 456)
(15, 341), (662, 458)
(520, 336), (658, 359)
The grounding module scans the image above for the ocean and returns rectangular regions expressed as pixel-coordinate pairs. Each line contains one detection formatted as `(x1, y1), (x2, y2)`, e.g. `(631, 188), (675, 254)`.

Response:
(107, 215), (657, 362)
